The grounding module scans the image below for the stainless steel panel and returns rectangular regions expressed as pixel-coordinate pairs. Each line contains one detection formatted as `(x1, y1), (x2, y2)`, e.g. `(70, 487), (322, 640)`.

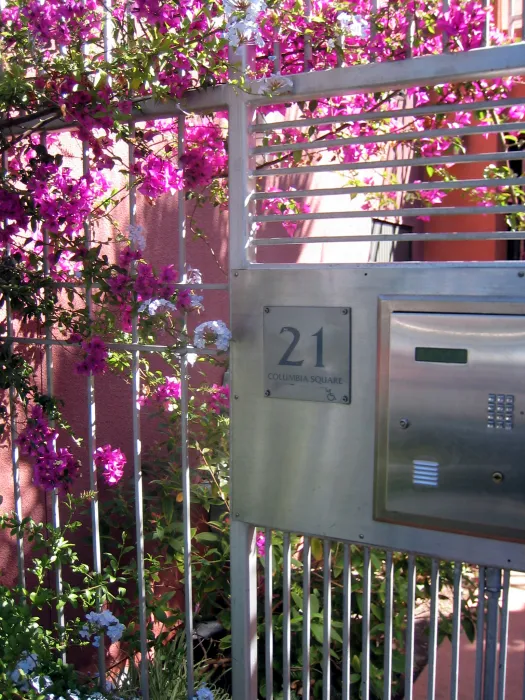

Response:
(231, 266), (525, 569)
(263, 305), (351, 404)
(376, 310), (525, 540)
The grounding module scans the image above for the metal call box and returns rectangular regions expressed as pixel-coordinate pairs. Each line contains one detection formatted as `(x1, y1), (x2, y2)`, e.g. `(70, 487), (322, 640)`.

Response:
(375, 300), (525, 542)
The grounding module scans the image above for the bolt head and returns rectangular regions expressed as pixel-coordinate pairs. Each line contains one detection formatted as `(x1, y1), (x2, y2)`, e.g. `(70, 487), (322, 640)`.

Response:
(264, 389), (271, 397)
(342, 396), (349, 403)
(519, 271), (525, 278)
(234, 394), (239, 400)
(264, 307), (270, 313)
(399, 418), (410, 429)
(342, 308), (349, 315)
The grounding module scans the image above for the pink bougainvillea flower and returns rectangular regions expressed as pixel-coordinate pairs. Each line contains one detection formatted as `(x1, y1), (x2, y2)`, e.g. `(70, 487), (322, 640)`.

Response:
(94, 445), (127, 485)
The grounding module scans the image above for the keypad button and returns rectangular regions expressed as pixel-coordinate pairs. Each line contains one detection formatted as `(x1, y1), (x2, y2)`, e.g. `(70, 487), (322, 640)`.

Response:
(497, 395), (505, 404)
(488, 394), (496, 404)
(506, 395), (515, 404)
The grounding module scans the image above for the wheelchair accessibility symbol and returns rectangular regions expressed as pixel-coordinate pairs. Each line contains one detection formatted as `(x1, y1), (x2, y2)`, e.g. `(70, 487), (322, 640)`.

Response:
(325, 389), (336, 402)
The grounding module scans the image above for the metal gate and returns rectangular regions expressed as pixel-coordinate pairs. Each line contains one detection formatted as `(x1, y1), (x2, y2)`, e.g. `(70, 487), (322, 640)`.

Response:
(227, 36), (525, 700)
(2, 5), (525, 700)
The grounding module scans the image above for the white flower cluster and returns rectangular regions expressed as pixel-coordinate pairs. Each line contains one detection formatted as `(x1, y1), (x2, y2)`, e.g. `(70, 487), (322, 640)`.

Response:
(186, 266), (203, 284)
(224, 0), (266, 49)
(194, 320), (232, 352)
(79, 610), (125, 648)
(126, 223), (146, 250)
(10, 652), (45, 691)
(189, 294), (204, 310)
(10, 650), (138, 700)
(255, 74), (294, 96)
(337, 12), (369, 38)
(138, 298), (177, 315)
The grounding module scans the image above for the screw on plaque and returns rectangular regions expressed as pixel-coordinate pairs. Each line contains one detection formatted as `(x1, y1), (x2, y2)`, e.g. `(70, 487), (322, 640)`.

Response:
(342, 308), (349, 315)
(265, 390), (271, 397)
(342, 395), (349, 403)
(264, 307), (270, 313)
(492, 471), (504, 484)
(399, 418), (410, 429)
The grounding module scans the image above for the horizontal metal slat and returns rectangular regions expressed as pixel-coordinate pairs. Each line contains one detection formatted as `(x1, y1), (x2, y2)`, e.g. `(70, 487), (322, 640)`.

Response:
(250, 96), (525, 133)
(252, 121), (523, 155)
(251, 150), (525, 178)
(252, 177), (525, 200)
(249, 231), (525, 246)
(252, 203), (525, 223)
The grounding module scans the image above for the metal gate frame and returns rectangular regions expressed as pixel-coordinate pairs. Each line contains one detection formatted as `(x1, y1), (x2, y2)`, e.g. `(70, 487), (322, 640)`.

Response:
(225, 41), (525, 700)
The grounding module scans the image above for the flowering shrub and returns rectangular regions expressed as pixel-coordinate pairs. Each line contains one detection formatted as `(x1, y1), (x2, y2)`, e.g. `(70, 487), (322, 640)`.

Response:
(0, 0), (522, 697)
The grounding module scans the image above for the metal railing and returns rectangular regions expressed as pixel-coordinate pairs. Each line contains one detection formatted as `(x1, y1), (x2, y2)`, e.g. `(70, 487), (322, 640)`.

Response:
(1, 2), (524, 698)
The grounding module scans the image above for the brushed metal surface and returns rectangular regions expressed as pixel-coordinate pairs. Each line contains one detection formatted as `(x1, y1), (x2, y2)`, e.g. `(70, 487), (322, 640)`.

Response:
(231, 265), (525, 570)
(263, 305), (351, 404)
(376, 311), (525, 541)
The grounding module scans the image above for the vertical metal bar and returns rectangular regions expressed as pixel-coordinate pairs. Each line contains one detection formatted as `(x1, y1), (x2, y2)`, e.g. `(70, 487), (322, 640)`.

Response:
(272, 41), (282, 74)
(427, 559), (440, 700)
(40, 132), (65, 646)
(383, 551), (394, 700)
(303, 0), (312, 70)
(482, 0), (491, 47)
(361, 547), (371, 700)
(181, 354), (194, 697)
(450, 563), (462, 700)
(323, 540), (332, 700)
(1, 150), (25, 589)
(82, 141), (105, 679)
(128, 137), (149, 700)
(303, 536), (312, 700)
(484, 568), (502, 700)
(369, 0), (378, 62)
(404, 554), (416, 700)
(342, 544), (351, 700)
(228, 95), (254, 269)
(497, 570), (511, 700)
(442, 0), (450, 52)
(103, 0), (113, 64)
(282, 532), (292, 700)
(265, 529), (273, 700)
(230, 521), (258, 699)
(178, 114), (186, 281)
(475, 567), (486, 700)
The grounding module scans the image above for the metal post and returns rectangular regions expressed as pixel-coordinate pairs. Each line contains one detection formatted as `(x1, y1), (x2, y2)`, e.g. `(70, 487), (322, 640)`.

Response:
(230, 519), (258, 699)
(483, 568), (503, 700)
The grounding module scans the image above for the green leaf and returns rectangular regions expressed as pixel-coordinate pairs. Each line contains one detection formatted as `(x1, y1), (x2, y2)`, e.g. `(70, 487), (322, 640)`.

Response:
(311, 538), (323, 561)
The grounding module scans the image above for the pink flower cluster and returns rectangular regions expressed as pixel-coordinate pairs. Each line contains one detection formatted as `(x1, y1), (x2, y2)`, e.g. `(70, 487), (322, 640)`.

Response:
(94, 445), (126, 485)
(75, 337), (109, 376)
(17, 405), (80, 492)
(26, 162), (109, 241)
(208, 384), (230, 414)
(133, 154), (184, 199)
(9, 0), (101, 48)
(256, 531), (266, 557)
(0, 189), (28, 245)
(182, 122), (228, 189)
(258, 188), (311, 237)
(155, 376), (182, 411)
(139, 376), (182, 412)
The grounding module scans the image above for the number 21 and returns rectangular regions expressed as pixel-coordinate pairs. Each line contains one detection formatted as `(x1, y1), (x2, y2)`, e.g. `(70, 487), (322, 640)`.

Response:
(278, 326), (325, 367)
